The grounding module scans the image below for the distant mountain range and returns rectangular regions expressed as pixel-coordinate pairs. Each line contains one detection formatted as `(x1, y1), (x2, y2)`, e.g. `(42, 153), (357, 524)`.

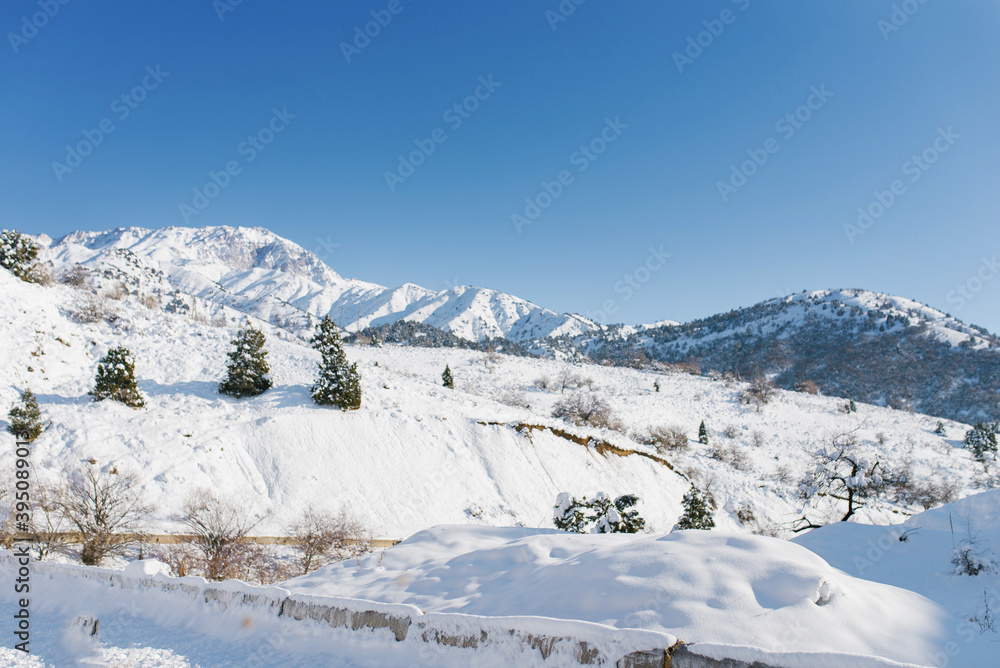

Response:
(39, 226), (1000, 422)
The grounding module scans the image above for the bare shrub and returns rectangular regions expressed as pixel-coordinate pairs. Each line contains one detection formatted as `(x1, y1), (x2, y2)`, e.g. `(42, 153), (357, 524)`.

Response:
(533, 375), (552, 391)
(795, 379), (821, 395)
(72, 293), (117, 324)
(723, 425), (740, 439)
(177, 489), (267, 581)
(289, 507), (371, 575)
(634, 425), (689, 453)
(896, 478), (958, 511)
(736, 505), (756, 526)
(106, 282), (127, 301)
(498, 389), (530, 409)
(552, 393), (621, 431)
(557, 369), (583, 393)
(154, 542), (201, 577)
(875, 432), (887, 445)
(739, 376), (776, 410)
(140, 294), (160, 309)
(60, 265), (90, 287)
(56, 466), (153, 566)
(708, 443), (752, 471)
(31, 482), (68, 561)
(751, 430), (766, 448)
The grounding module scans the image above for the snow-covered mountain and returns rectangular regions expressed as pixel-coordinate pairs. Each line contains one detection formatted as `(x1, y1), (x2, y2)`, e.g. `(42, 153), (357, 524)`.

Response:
(42, 226), (596, 342)
(570, 289), (1000, 423)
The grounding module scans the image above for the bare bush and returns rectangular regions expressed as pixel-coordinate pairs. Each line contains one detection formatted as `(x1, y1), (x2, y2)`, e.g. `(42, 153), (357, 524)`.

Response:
(154, 542), (201, 577)
(60, 265), (90, 287)
(106, 282), (127, 301)
(177, 489), (267, 581)
(31, 482), (68, 560)
(794, 379), (821, 395)
(634, 425), (689, 453)
(72, 293), (117, 324)
(56, 466), (153, 566)
(751, 430), (766, 448)
(533, 375), (552, 391)
(708, 443), (752, 471)
(289, 507), (371, 575)
(739, 376), (776, 410)
(552, 393), (621, 431)
(722, 424), (740, 439)
(498, 389), (530, 409)
(896, 478), (958, 511)
(140, 294), (160, 309)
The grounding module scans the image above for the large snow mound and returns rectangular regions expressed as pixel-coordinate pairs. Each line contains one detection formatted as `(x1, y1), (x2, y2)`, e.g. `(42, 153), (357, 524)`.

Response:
(795, 491), (1000, 667)
(285, 525), (947, 665)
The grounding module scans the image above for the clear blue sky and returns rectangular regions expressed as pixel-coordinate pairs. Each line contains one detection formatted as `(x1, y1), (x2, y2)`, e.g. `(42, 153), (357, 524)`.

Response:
(2, 1), (999, 332)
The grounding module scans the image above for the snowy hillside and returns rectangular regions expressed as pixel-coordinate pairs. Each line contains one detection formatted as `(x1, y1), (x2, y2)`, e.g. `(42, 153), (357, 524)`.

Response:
(569, 288), (1000, 423)
(42, 226), (595, 342)
(0, 267), (990, 539)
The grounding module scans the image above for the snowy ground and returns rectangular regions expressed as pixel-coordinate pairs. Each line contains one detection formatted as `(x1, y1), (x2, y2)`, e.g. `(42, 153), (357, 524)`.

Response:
(0, 269), (987, 540)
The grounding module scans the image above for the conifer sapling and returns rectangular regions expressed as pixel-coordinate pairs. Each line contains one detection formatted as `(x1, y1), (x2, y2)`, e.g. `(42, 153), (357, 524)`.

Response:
(675, 484), (715, 530)
(218, 322), (272, 398)
(698, 420), (708, 445)
(442, 364), (454, 389)
(311, 316), (361, 410)
(7, 389), (43, 441)
(90, 346), (145, 408)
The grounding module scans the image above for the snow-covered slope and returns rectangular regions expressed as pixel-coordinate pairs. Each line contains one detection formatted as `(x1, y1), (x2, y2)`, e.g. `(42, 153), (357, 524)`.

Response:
(42, 226), (594, 342)
(0, 269), (989, 539)
(795, 491), (1000, 668)
(284, 524), (945, 665)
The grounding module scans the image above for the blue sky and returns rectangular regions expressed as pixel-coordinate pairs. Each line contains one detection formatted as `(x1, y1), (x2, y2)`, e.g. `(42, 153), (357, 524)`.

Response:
(2, 1), (999, 332)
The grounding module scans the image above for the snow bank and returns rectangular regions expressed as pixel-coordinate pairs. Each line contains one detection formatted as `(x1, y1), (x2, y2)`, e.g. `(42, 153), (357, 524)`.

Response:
(284, 525), (946, 666)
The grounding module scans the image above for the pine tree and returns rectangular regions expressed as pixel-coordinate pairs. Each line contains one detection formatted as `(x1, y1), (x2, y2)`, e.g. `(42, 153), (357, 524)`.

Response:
(310, 316), (361, 410)
(442, 364), (454, 389)
(848, 399), (857, 413)
(965, 423), (998, 463)
(90, 346), (145, 408)
(934, 421), (946, 436)
(653, 381), (660, 393)
(218, 322), (272, 398)
(0, 229), (41, 282)
(698, 420), (708, 445)
(7, 389), (43, 442)
(553, 493), (588, 533)
(675, 485), (714, 530)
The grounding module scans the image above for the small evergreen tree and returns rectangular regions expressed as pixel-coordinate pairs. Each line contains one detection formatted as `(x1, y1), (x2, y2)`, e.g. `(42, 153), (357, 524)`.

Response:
(442, 364), (454, 389)
(7, 389), (43, 441)
(90, 346), (145, 408)
(934, 421), (946, 436)
(553, 493), (589, 533)
(698, 420), (708, 445)
(554, 492), (646, 534)
(218, 322), (272, 398)
(310, 316), (361, 410)
(591, 493), (646, 534)
(848, 399), (857, 413)
(675, 485), (714, 530)
(653, 380), (660, 393)
(0, 229), (41, 282)
(965, 423), (998, 464)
